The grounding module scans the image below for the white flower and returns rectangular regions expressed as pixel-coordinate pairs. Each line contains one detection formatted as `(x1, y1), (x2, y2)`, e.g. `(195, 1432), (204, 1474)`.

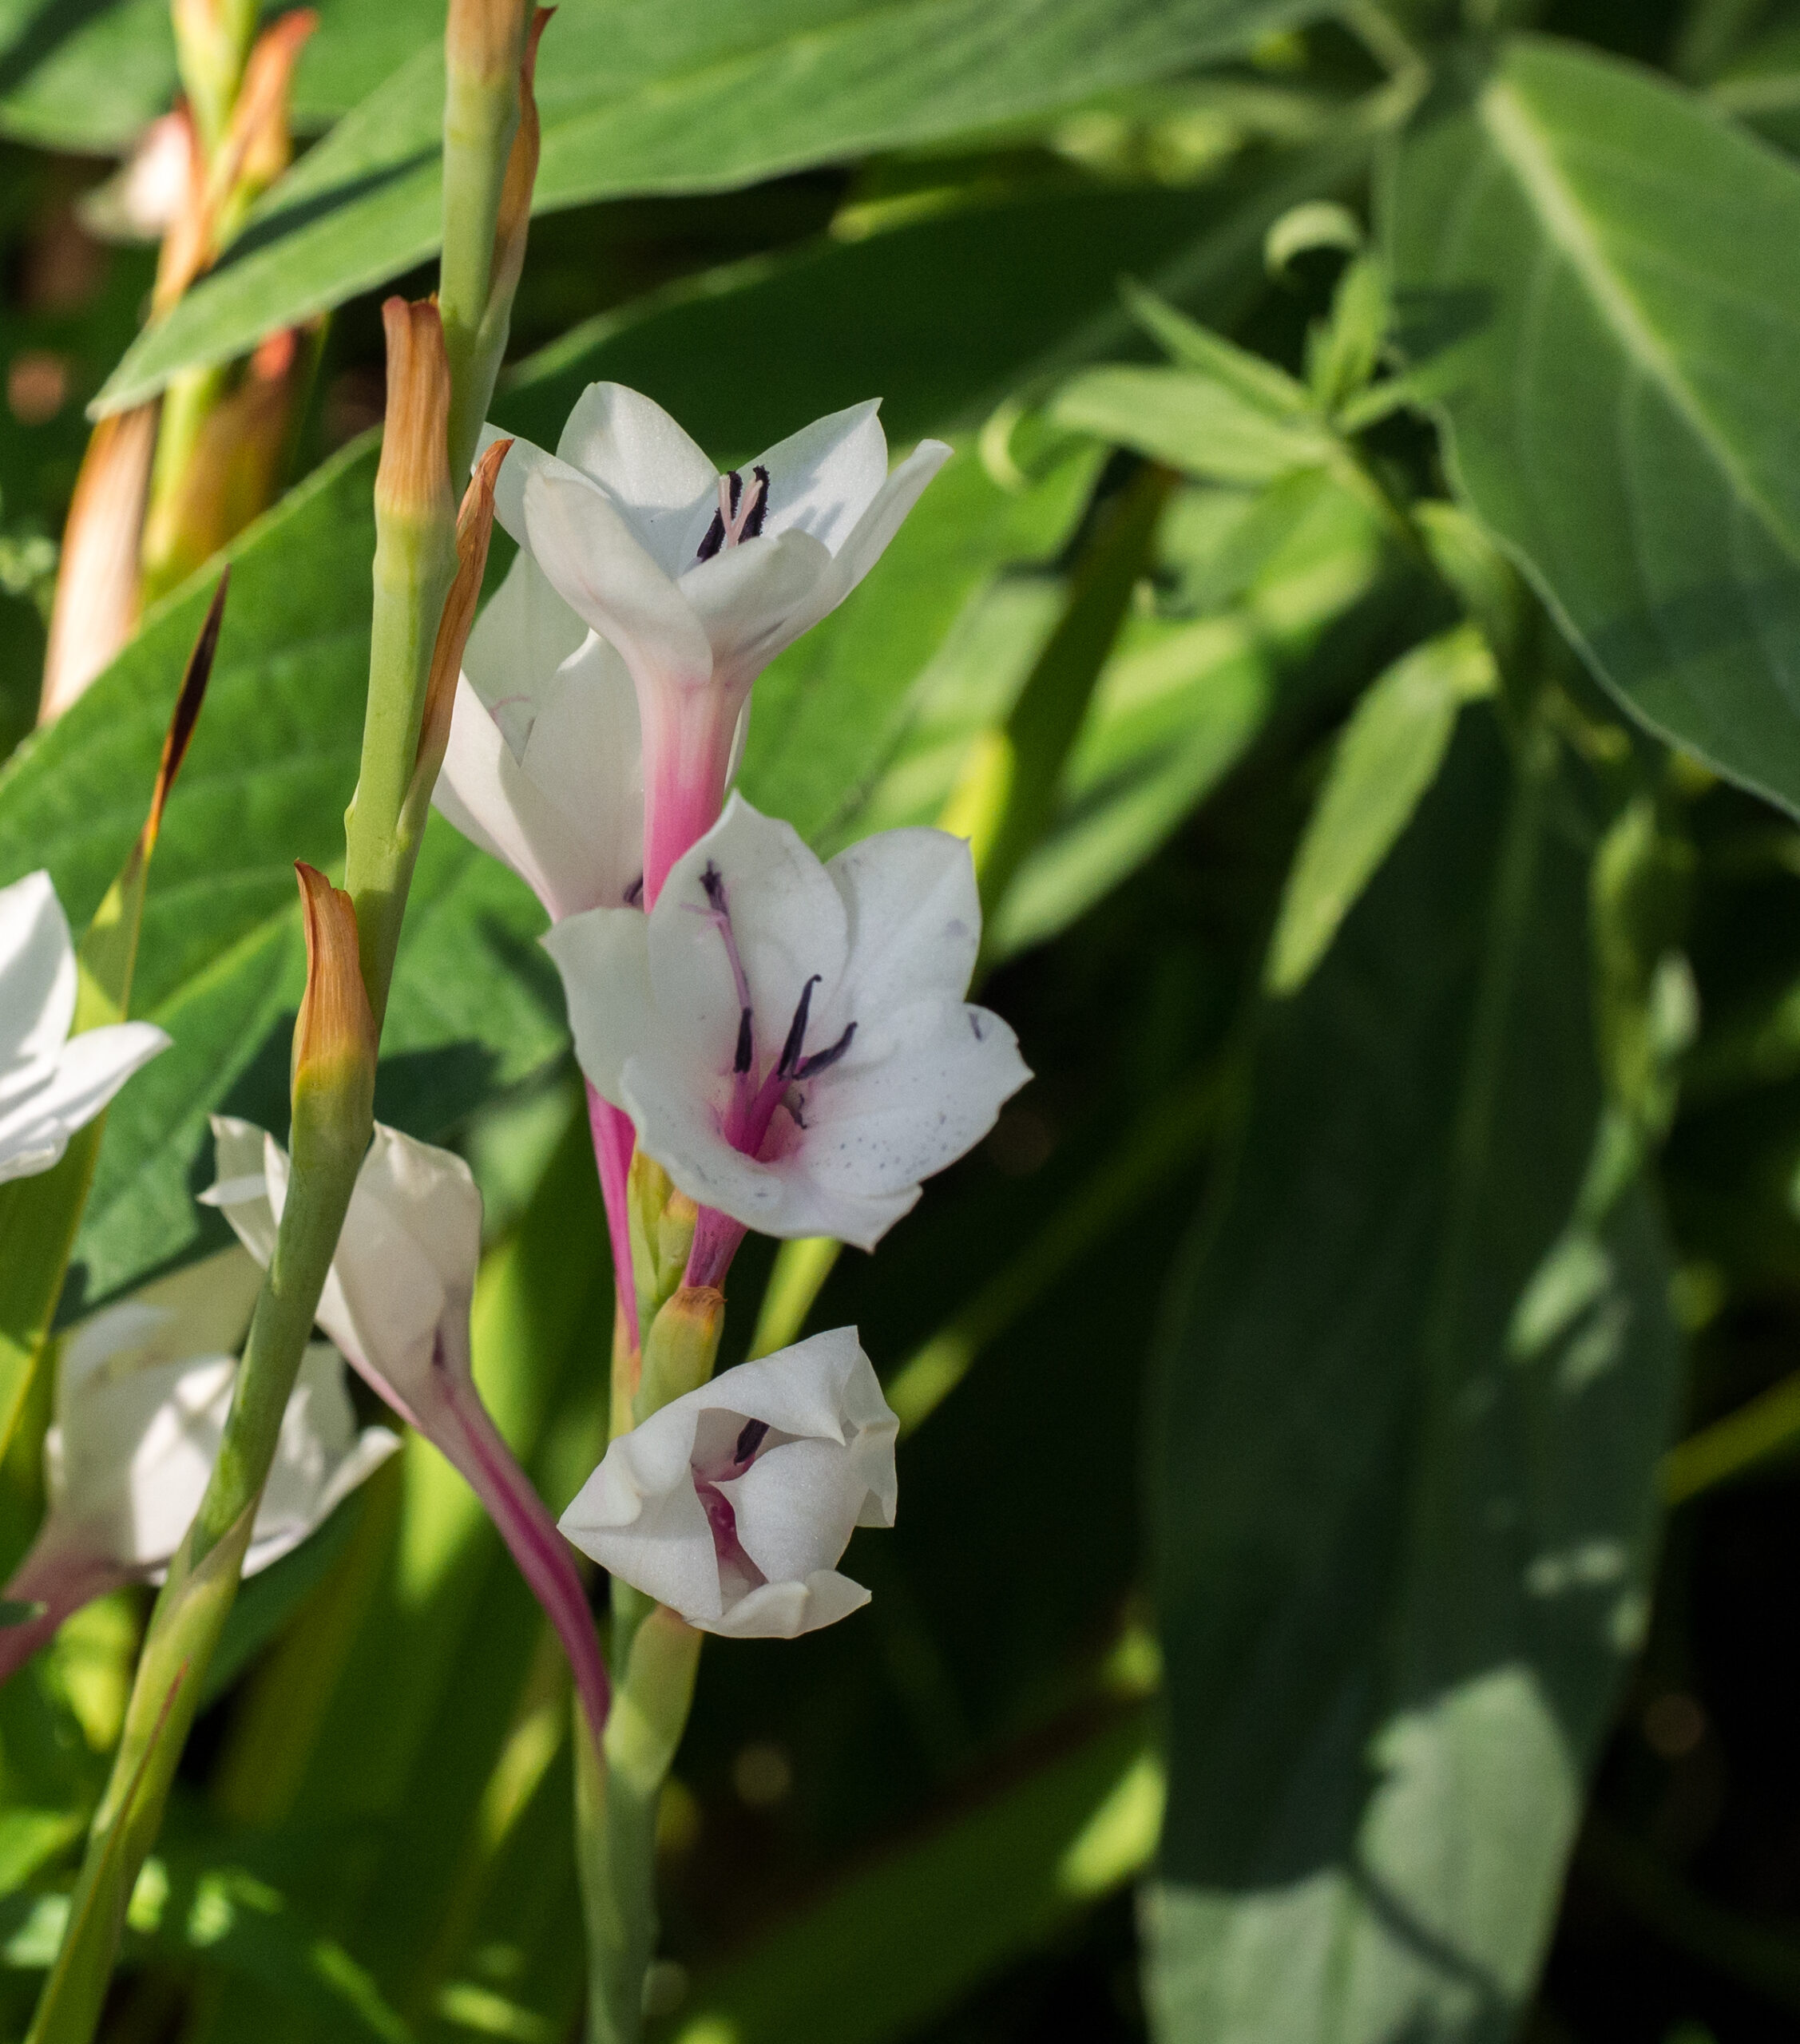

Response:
(0, 869), (169, 1184)
(560, 1329), (897, 1638)
(432, 545), (645, 921)
(2, 1249), (397, 1684)
(544, 796), (1030, 1251)
(202, 1116), (613, 1738)
(476, 384), (950, 900)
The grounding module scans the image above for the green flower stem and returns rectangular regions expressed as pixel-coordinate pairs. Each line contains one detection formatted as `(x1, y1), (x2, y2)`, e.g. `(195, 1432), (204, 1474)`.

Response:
(343, 498), (458, 1028)
(440, 10), (527, 492)
(577, 1590), (703, 2044)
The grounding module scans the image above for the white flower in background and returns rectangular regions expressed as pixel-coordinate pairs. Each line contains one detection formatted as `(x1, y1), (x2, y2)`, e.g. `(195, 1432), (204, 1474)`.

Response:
(0, 869), (169, 1184)
(560, 1329), (898, 1638)
(478, 383), (950, 901)
(433, 544), (645, 922)
(545, 796), (1031, 1251)
(203, 1116), (613, 1739)
(1, 1249), (396, 1684)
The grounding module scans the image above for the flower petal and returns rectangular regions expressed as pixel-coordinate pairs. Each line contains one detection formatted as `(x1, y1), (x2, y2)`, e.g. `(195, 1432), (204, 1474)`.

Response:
(677, 527), (833, 690)
(461, 544), (589, 755)
(554, 382), (718, 576)
(827, 826), (981, 1017)
(778, 438), (953, 643)
(543, 906), (656, 1107)
(517, 639), (644, 906)
(706, 1569), (870, 1638)
(0, 869), (76, 1075)
(200, 1115), (279, 1266)
(521, 468), (712, 696)
(557, 1396), (725, 1620)
(751, 400), (888, 553)
(0, 1020), (170, 1183)
(716, 1436), (862, 1583)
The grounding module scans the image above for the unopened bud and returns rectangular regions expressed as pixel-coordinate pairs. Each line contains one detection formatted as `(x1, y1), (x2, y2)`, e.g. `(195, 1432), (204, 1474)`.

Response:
(409, 435), (510, 809)
(229, 11), (317, 196)
(636, 1285), (724, 1421)
(375, 299), (455, 530)
(39, 406), (159, 723)
(446, 0), (532, 87)
(627, 1151), (698, 1330)
(291, 864), (376, 1165)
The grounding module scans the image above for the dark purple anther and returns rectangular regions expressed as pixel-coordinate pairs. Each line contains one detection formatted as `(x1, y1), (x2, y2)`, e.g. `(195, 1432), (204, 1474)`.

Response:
(796, 1021), (856, 1079)
(777, 975), (822, 1077)
(734, 1418), (770, 1464)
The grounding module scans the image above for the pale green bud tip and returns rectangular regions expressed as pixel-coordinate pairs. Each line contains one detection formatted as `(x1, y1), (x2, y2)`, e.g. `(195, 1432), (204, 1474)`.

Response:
(291, 863), (376, 1134)
(374, 298), (455, 529)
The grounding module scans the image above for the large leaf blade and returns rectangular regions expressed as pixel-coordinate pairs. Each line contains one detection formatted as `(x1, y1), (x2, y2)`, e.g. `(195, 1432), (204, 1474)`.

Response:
(1144, 707), (1682, 2043)
(97, 0), (1326, 410)
(1386, 35), (1800, 819)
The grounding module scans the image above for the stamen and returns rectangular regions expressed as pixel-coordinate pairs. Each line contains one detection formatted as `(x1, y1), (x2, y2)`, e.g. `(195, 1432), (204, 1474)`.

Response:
(795, 1021), (856, 1079)
(777, 975), (822, 1077)
(734, 1418), (770, 1464)
(694, 465), (770, 561)
(700, 862), (727, 912)
(624, 874), (644, 908)
(735, 1008), (755, 1075)
(740, 464), (771, 541)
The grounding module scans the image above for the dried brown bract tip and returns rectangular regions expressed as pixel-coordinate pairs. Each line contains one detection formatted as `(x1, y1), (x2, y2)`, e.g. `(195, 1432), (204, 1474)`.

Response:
(292, 863), (377, 1113)
(446, 0), (533, 86)
(375, 298), (454, 525)
(414, 438), (512, 790)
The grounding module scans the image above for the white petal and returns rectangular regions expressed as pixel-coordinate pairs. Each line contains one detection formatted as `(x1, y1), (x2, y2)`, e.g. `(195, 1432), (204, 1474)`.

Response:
(677, 527), (834, 688)
(778, 438), (952, 643)
(200, 1115), (279, 1266)
(649, 798), (850, 1082)
(751, 401), (889, 553)
(0, 1020), (169, 1182)
(517, 638), (645, 907)
(435, 670), (633, 921)
(521, 469), (712, 697)
(57, 1245), (262, 1414)
(705, 1569), (870, 1638)
(557, 1396), (724, 1620)
(461, 545), (589, 755)
(478, 423), (548, 549)
(554, 382), (719, 576)
(716, 1436), (862, 1583)
(827, 826), (981, 1017)
(0, 869), (76, 1075)
(543, 907), (656, 1107)
(802, 996), (1029, 1202)
(248, 1344), (400, 1573)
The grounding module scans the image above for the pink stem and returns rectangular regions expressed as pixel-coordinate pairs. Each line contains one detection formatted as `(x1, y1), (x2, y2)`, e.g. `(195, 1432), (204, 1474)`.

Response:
(587, 1083), (640, 1353)
(639, 679), (745, 907)
(684, 1206), (747, 1291)
(435, 1377), (610, 1748)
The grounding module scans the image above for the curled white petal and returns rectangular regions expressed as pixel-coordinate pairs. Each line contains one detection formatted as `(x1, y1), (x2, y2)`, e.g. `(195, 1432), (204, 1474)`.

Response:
(559, 1328), (897, 1638)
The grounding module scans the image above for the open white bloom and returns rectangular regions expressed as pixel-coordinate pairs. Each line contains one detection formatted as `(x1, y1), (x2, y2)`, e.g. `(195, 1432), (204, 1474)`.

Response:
(203, 1116), (613, 1739)
(433, 544), (645, 922)
(560, 1329), (897, 1638)
(476, 383), (950, 900)
(545, 796), (1031, 1251)
(2, 1249), (396, 1685)
(0, 869), (169, 1183)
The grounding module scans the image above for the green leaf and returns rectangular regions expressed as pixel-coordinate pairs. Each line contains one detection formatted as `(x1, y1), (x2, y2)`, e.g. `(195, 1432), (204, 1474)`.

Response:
(1385, 35), (1800, 822)
(1265, 621), (1495, 997)
(1051, 362), (1338, 485)
(97, 0), (1328, 410)
(0, 0), (442, 154)
(1144, 706), (1683, 2044)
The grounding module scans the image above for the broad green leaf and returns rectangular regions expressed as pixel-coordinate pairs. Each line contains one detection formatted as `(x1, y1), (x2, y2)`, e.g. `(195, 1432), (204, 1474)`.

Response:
(97, 0), (1329, 410)
(1385, 36), (1800, 822)
(0, 0), (442, 154)
(1265, 622), (1496, 996)
(1051, 363), (1338, 485)
(1144, 707), (1682, 2044)
(663, 1709), (1161, 2044)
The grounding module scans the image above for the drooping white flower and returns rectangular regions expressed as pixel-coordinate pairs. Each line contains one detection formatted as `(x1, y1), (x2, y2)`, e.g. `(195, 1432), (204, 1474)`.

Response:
(1, 1248), (397, 1684)
(0, 869), (169, 1184)
(544, 796), (1030, 1253)
(476, 384), (950, 901)
(560, 1328), (897, 1638)
(203, 1116), (612, 1739)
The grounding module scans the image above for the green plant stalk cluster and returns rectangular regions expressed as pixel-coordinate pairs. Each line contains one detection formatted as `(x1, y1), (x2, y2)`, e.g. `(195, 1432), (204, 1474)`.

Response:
(22, 29), (531, 2039)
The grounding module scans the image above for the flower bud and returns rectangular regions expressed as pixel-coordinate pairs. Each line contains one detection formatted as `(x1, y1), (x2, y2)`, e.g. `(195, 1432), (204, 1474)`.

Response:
(375, 299), (455, 533)
(291, 864), (375, 1167)
(38, 406), (158, 723)
(636, 1285), (724, 1422)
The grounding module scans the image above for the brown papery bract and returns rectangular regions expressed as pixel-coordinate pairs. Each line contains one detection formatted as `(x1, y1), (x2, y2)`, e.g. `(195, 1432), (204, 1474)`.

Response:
(414, 437), (512, 786)
(375, 299), (455, 526)
(489, 9), (552, 311)
(446, 0), (533, 86)
(292, 863), (377, 1101)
